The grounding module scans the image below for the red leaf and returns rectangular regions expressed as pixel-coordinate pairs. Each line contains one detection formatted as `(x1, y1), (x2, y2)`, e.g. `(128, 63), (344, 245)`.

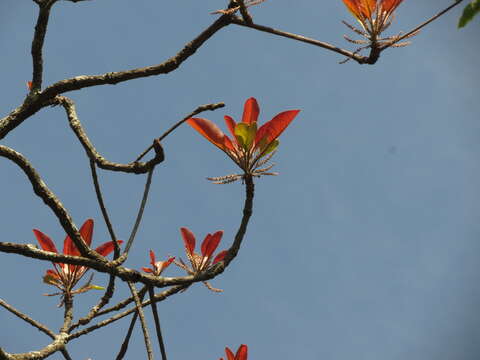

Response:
(142, 267), (153, 273)
(80, 219), (94, 247)
(149, 249), (156, 266)
(236, 345), (248, 360)
(27, 81), (33, 90)
(180, 227), (196, 256)
(212, 250), (227, 264)
(160, 256), (175, 272)
(201, 230), (223, 258)
(33, 229), (58, 254)
(225, 347), (235, 360)
(255, 110), (300, 145)
(242, 97), (260, 125)
(187, 118), (227, 150)
(63, 219), (94, 256)
(94, 240), (123, 257)
(45, 269), (60, 279)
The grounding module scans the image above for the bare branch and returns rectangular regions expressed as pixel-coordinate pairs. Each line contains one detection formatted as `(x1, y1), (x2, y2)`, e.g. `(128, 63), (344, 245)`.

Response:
(0, 298), (55, 339)
(0, 333), (68, 360)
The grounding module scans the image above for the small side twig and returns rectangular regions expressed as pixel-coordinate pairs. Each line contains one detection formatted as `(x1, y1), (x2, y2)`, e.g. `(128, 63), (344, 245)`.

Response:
(136, 102), (225, 162)
(380, 0), (464, 51)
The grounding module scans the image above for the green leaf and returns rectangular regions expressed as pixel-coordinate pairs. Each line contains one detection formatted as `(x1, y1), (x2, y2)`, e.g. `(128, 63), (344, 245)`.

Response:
(235, 123), (257, 150)
(458, 0), (480, 28)
(261, 140), (279, 157)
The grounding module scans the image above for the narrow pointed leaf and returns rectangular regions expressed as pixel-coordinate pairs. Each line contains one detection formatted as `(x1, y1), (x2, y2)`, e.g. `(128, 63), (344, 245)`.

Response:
(180, 227), (196, 256)
(201, 233), (213, 257)
(187, 118), (227, 150)
(149, 249), (156, 266)
(225, 347), (235, 360)
(33, 229), (58, 253)
(242, 97), (260, 124)
(142, 267), (154, 273)
(79, 219), (94, 247)
(224, 115), (237, 139)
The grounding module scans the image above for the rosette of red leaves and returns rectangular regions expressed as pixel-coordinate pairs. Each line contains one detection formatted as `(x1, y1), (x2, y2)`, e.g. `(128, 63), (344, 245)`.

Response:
(219, 344), (248, 360)
(175, 227), (227, 292)
(188, 97), (300, 183)
(33, 219), (122, 304)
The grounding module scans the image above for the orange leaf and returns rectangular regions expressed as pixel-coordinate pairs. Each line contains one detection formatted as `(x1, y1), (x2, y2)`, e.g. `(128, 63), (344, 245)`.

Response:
(255, 109), (300, 144)
(187, 118), (227, 150)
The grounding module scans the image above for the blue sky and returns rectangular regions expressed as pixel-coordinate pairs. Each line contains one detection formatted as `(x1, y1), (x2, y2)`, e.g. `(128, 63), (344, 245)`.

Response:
(1, 1), (479, 359)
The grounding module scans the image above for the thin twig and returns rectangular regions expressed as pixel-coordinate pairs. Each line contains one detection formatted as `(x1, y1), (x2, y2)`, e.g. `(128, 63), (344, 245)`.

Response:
(60, 348), (74, 360)
(123, 168), (155, 254)
(148, 286), (168, 360)
(135, 102), (225, 162)
(68, 286), (186, 340)
(0, 298), (55, 339)
(89, 160), (120, 256)
(127, 282), (153, 360)
(231, 16), (369, 64)
(115, 291), (147, 360)
(380, 0), (464, 51)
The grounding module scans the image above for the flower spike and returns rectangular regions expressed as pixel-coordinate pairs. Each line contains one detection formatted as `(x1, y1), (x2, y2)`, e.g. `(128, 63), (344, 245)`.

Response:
(188, 97), (300, 183)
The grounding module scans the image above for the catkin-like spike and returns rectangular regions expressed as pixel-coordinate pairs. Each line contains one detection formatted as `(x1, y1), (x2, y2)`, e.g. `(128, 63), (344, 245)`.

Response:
(342, 21), (368, 36)
(344, 35), (369, 44)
